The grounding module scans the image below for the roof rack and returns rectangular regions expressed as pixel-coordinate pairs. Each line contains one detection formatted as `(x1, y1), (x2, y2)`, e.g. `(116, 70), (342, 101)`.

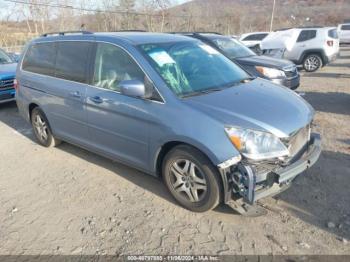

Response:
(41, 31), (93, 37)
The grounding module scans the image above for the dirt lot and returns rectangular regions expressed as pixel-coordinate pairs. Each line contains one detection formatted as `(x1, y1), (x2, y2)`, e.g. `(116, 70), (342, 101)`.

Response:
(0, 48), (349, 256)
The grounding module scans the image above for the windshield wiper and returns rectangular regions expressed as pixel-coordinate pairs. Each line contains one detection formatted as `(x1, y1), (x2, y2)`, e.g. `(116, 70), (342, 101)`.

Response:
(181, 77), (256, 98)
(181, 88), (223, 98)
(240, 77), (256, 83)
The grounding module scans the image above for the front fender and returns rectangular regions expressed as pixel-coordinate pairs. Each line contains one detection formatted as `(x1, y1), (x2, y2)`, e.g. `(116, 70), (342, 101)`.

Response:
(146, 96), (242, 175)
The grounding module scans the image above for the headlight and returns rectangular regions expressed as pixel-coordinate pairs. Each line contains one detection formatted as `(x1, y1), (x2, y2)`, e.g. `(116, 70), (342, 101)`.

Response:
(255, 66), (285, 78)
(225, 126), (289, 160)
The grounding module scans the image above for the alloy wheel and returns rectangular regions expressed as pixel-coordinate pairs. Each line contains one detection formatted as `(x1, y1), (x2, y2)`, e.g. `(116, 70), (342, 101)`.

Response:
(170, 159), (207, 202)
(304, 55), (321, 71)
(33, 114), (49, 142)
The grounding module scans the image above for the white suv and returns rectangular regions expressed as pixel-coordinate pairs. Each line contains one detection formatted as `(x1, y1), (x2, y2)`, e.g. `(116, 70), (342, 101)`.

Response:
(337, 23), (350, 44)
(261, 27), (340, 72)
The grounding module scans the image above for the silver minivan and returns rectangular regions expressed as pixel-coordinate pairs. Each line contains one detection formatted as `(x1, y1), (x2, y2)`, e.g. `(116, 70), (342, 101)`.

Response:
(16, 31), (321, 216)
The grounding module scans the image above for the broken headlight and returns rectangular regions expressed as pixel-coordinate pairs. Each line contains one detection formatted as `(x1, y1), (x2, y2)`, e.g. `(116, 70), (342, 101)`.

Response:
(225, 126), (289, 160)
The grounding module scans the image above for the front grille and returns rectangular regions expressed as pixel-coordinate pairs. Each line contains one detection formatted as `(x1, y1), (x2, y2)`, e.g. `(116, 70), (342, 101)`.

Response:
(284, 125), (311, 159)
(283, 65), (298, 78)
(0, 78), (14, 89)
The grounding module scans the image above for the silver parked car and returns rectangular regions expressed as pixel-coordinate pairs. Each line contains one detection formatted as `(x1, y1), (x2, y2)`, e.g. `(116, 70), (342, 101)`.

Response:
(16, 31), (321, 216)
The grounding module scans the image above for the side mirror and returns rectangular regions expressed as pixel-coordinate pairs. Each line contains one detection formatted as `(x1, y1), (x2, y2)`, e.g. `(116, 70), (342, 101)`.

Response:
(119, 79), (146, 98)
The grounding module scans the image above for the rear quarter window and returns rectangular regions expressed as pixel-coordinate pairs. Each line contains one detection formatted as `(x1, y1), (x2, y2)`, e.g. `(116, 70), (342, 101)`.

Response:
(328, 29), (338, 39)
(341, 25), (350, 30)
(297, 30), (317, 42)
(54, 41), (91, 83)
(22, 42), (56, 76)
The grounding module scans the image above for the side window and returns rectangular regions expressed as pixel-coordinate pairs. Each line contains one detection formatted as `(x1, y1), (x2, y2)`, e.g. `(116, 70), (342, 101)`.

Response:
(341, 25), (350, 30)
(243, 34), (267, 41)
(92, 43), (162, 101)
(54, 41), (91, 83)
(297, 30), (317, 42)
(93, 43), (145, 92)
(22, 42), (56, 76)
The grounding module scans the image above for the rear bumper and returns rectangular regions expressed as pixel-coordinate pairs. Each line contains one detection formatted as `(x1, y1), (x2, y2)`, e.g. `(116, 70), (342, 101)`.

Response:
(0, 88), (16, 104)
(271, 74), (300, 90)
(324, 52), (339, 64)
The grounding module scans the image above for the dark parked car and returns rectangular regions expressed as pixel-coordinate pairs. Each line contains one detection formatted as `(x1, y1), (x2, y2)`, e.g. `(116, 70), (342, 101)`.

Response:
(178, 33), (300, 90)
(16, 31), (321, 216)
(0, 48), (17, 104)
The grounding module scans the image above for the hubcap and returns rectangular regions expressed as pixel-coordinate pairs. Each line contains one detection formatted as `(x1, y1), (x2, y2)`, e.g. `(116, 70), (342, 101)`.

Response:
(170, 159), (207, 202)
(305, 56), (320, 71)
(33, 115), (48, 142)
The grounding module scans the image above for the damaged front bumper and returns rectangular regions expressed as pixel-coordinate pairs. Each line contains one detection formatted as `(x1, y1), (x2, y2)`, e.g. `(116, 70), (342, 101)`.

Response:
(218, 133), (322, 215)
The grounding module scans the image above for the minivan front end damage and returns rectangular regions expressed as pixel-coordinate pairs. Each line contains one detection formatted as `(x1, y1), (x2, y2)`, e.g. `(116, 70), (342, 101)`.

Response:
(218, 132), (322, 216)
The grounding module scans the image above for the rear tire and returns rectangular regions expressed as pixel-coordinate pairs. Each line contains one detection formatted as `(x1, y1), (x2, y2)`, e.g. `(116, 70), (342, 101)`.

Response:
(31, 107), (61, 147)
(162, 145), (221, 212)
(303, 54), (323, 72)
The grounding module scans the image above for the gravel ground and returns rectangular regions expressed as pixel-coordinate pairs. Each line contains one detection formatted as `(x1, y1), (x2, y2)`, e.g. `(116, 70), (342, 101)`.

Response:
(0, 47), (349, 256)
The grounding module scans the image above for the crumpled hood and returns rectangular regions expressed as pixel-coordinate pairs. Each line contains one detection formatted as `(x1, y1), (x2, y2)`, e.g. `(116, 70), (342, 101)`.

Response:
(0, 63), (17, 79)
(184, 79), (314, 138)
(235, 55), (293, 70)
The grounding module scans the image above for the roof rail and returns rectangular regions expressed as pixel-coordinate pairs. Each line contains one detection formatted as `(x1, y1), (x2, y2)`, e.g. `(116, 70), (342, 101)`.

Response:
(276, 26), (324, 31)
(41, 31), (93, 37)
(112, 30), (147, 32)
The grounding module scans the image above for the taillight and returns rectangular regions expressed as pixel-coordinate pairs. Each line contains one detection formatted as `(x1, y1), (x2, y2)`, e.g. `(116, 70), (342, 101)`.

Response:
(14, 79), (19, 90)
(327, 40), (334, 46)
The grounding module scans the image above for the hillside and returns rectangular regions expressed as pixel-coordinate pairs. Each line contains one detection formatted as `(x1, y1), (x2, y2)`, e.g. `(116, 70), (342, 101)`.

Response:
(168, 0), (350, 33)
(1, 0), (350, 48)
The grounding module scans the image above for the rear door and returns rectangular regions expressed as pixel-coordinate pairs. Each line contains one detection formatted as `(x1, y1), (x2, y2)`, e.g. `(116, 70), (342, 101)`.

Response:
(47, 41), (93, 145)
(287, 30), (317, 62)
(21, 40), (93, 145)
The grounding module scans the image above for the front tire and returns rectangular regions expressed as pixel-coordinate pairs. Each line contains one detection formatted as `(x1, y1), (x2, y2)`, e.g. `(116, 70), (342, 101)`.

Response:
(303, 54), (323, 72)
(162, 145), (221, 212)
(31, 107), (61, 147)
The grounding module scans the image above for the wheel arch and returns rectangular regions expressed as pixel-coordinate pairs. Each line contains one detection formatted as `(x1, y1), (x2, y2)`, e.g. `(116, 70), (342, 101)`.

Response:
(154, 140), (220, 178)
(300, 49), (326, 64)
(28, 102), (39, 120)
(28, 103), (54, 132)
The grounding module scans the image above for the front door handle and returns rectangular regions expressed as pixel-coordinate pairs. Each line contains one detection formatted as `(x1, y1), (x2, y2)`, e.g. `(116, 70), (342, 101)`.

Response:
(89, 96), (104, 104)
(69, 91), (82, 98)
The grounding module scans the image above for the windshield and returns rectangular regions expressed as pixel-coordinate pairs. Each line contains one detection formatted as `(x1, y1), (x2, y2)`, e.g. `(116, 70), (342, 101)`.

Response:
(212, 38), (255, 59)
(0, 49), (13, 64)
(139, 41), (249, 97)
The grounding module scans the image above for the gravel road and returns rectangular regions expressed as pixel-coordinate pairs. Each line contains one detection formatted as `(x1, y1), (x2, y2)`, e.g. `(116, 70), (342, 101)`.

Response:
(0, 48), (349, 256)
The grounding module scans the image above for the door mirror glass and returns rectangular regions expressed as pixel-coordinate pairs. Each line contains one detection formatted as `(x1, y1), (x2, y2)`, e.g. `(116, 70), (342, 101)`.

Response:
(119, 79), (146, 98)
